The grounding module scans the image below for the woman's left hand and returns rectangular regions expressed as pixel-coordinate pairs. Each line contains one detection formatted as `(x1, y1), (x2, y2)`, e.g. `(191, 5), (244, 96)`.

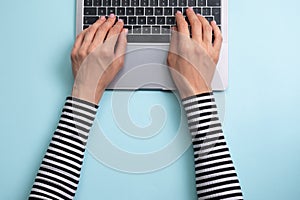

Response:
(71, 14), (127, 104)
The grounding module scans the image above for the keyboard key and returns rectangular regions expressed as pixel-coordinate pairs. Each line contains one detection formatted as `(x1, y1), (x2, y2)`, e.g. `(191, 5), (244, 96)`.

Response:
(93, 0), (101, 6)
(129, 17), (137, 24)
(202, 8), (211, 15)
(194, 8), (201, 14)
(107, 7), (115, 14)
(166, 17), (175, 25)
(188, 0), (196, 6)
(84, 8), (97, 15)
(136, 8), (145, 15)
(157, 17), (165, 24)
(138, 17), (147, 24)
(164, 8), (172, 15)
(98, 8), (106, 15)
(170, 0), (177, 6)
(159, 0), (168, 6)
(84, 17), (99, 25)
(112, 0), (120, 6)
(124, 25), (133, 33)
(173, 7), (183, 14)
(83, 25), (89, 30)
(122, 0), (129, 6)
(147, 17), (156, 24)
(161, 26), (171, 34)
(103, 0), (111, 6)
(155, 8), (163, 15)
(119, 16), (128, 24)
(133, 26), (142, 33)
(142, 26), (151, 34)
(152, 26), (160, 33)
(145, 8), (154, 15)
(149, 0), (158, 6)
(117, 8), (125, 15)
(207, 0), (221, 6)
(132, 0), (139, 6)
(197, 0), (206, 6)
(84, 0), (92, 6)
(179, 0), (187, 6)
(127, 35), (170, 43)
(126, 8), (134, 15)
(205, 16), (214, 23)
(212, 8), (221, 24)
(141, 0), (149, 6)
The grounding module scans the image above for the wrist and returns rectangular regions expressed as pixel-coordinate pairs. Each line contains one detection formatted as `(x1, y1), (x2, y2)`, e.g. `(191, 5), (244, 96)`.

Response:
(178, 85), (212, 99)
(72, 85), (104, 105)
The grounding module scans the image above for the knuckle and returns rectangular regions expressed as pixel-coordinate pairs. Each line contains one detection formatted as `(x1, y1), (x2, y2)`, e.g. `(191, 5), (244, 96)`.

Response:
(71, 50), (77, 60)
(215, 33), (223, 42)
(78, 49), (87, 59)
(182, 20), (188, 27)
(204, 24), (212, 31)
(101, 22), (110, 32)
(190, 19), (199, 27)
(118, 58), (124, 67)
(109, 28), (119, 35)
(87, 47), (93, 54)
(87, 28), (95, 34)
(219, 35), (223, 42)
(101, 48), (112, 57)
(179, 18), (187, 26)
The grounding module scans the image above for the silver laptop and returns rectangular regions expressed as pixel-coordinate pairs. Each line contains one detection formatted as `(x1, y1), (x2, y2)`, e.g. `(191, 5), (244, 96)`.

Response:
(76, 0), (228, 90)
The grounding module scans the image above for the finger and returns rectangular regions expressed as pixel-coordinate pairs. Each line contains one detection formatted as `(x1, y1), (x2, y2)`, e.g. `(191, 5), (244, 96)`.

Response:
(81, 16), (106, 49)
(197, 14), (213, 45)
(175, 11), (189, 36)
(103, 19), (124, 49)
(90, 14), (117, 49)
(167, 27), (178, 67)
(186, 7), (202, 43)
(211, 20), (223, 52)
(113, 28), (128, 71)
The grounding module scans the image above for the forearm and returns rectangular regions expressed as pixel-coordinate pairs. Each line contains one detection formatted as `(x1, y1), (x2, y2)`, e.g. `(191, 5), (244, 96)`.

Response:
(182, 92), (243, 200)
(29, 97), (98, 200)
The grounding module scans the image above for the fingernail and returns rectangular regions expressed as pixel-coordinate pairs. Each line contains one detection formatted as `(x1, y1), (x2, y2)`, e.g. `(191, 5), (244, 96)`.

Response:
(109, 13), (115, 18)
(100, 16), (106, 20)
(212, 20), (217, 25)
(124, 28), (128, 35)
(177, 10), (182, 14)
(196, 13), (201, 16)
(188, 7), (193, 10)
(118, 19), (123, 23)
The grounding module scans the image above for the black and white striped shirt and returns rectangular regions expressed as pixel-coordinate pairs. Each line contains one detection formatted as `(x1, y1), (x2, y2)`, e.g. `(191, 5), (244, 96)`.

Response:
(29, 93), (243, 200)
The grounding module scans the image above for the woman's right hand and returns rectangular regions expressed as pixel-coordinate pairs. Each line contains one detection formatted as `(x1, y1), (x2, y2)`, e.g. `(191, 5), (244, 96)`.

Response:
(167, 8), (223, 99)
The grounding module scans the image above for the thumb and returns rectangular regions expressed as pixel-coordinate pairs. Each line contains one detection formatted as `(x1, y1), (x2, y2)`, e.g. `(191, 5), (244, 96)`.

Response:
(113, 28), (128, 70)
(167, 27), (178, 67)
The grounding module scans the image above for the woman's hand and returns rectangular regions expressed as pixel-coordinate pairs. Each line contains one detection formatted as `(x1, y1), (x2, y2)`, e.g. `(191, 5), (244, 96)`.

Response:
(167, 8), (223, 99)
(71, 14), (127, 104)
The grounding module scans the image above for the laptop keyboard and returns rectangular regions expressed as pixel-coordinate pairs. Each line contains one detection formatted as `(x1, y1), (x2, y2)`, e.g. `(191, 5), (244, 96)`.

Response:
(83, 0), (221, 43)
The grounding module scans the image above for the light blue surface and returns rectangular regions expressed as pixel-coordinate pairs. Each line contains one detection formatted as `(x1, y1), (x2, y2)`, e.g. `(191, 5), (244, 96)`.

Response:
(1, 0), (300, 199)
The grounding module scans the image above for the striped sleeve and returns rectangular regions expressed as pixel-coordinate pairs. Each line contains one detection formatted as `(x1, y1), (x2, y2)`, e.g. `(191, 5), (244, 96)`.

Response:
(182, 92), (243, 200)
(29, 97), (98, 200)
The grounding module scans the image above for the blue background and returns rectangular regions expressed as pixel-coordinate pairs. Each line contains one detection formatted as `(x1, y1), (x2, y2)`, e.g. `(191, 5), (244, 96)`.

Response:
(1, 0), (300, 199)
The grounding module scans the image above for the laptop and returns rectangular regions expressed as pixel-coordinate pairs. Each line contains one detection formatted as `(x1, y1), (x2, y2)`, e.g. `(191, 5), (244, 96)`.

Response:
(76, 0), (228, 90)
